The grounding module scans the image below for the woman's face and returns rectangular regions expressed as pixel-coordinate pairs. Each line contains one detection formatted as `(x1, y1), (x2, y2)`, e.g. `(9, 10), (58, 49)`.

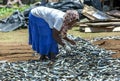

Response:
(67, 20), (77, 29)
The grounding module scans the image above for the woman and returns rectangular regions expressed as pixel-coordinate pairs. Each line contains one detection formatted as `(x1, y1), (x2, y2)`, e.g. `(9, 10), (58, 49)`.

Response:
(28, 6), (79, 62)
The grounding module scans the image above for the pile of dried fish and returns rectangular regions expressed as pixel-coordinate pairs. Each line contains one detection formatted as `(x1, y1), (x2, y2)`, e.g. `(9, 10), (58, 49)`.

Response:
(0, 36), (120, 81)
(91, 36), (120, 42)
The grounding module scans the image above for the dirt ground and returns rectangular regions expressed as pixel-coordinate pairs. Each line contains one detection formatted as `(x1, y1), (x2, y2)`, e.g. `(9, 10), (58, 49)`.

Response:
(0, 39), (120, 62)
(93, 39), (120, 58)
(0, 42), (39, 62)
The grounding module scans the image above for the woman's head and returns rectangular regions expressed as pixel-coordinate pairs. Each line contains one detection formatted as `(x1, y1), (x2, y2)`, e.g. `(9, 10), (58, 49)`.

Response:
(60, 10), (79, 38)
(64, 10), (79, 27)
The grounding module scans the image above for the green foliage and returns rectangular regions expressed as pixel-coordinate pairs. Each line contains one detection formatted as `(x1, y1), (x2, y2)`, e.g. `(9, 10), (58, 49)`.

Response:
(0, 5), (30, 19)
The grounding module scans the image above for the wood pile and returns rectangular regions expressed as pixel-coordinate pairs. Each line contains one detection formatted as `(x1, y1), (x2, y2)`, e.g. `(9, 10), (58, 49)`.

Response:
(79, 5), (120, 32)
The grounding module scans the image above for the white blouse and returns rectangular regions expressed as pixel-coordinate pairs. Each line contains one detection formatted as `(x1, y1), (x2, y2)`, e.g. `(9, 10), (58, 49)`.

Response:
(31, 6), (65, 31)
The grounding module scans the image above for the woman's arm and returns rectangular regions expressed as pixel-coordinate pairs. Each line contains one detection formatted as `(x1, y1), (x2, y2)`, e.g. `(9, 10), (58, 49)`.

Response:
(52, 28), (65, 47)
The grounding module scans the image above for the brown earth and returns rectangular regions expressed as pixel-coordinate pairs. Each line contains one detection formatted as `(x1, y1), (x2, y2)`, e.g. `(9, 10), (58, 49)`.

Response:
(0, 39), (120, 62)
(0, 42), (39, 62)
(93, 39), (120, 58)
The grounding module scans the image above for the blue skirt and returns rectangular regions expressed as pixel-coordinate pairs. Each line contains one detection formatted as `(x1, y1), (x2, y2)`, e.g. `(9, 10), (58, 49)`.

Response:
(28, 13), (59, 57)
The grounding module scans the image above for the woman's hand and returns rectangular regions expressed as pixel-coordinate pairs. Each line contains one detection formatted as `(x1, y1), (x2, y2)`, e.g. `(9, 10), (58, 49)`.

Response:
(69, 40), (76, 45)
(63, 36), (76, 45)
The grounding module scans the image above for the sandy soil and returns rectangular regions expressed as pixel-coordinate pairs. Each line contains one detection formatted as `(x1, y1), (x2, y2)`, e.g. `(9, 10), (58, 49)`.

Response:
(0, 39), (120, 62)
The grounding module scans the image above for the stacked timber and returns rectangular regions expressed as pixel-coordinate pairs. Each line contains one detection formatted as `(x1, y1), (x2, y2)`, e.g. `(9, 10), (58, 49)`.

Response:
(79, 5), (120, 32)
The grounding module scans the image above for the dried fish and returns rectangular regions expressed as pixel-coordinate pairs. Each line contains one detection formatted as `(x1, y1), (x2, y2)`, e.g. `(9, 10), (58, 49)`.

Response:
(0, 36), (120, 80)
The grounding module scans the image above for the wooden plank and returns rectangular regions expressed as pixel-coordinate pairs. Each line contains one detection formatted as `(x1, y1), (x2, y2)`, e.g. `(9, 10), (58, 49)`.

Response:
(79, 24), (88, 27)
(79, 18), (120, 24)
(82, 5), (113, 20)
(84, 27), (114, 32)
(82, 5), (97, 20)
(113, 27), (120, 32)
(86, 22), (120, 27)
(107, 10), (120, 18)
